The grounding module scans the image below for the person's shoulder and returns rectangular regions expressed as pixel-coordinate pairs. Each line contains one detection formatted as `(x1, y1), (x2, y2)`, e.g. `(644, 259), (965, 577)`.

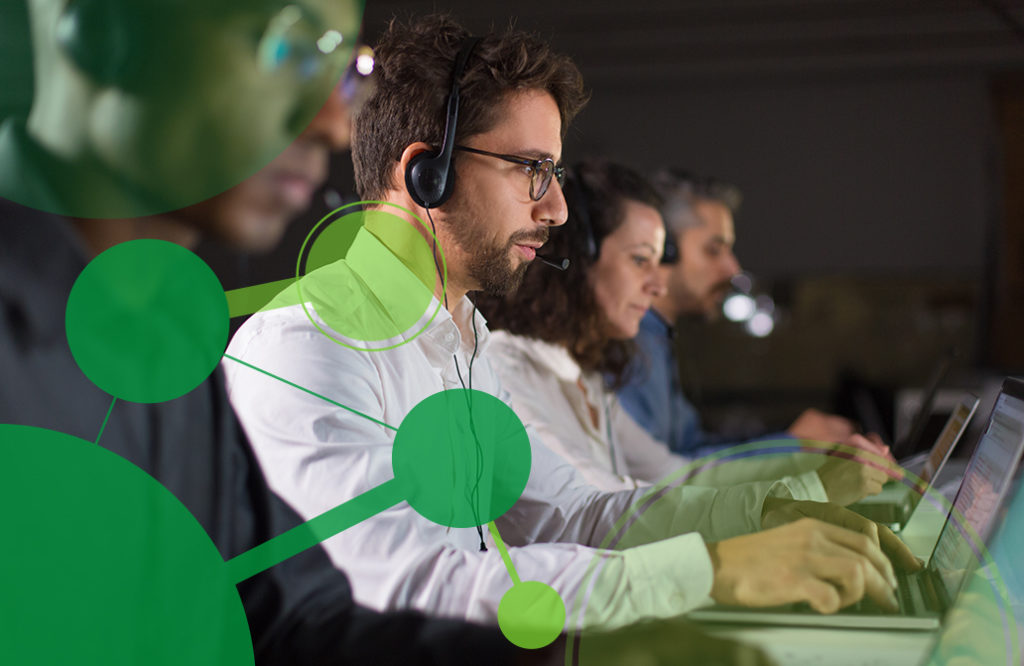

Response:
(488, 331), (556, 368)
(487, 330), (530, 356)
(487, 331), (581, 388)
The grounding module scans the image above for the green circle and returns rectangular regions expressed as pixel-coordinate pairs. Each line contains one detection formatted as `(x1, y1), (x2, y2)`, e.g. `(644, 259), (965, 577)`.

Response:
(297, 201), (444, 351)
(0, 4), (363, 220)
(392, 389), (532, 528)
(0, 425), (252, 665)
(497, 581), (565, 649)
(65, 239), (228, 403)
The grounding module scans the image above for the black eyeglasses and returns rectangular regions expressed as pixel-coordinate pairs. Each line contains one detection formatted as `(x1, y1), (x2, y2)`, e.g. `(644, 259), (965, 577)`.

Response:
(454, 145), (565, 202)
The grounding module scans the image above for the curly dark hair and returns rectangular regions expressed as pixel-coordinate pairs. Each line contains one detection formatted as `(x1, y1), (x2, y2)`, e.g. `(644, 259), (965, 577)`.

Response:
(475, 160), (663, 388)
(352, 14), (588, 202)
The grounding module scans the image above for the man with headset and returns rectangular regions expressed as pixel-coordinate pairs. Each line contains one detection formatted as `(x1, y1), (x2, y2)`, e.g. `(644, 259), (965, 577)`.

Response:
(0, 1), (778, 663)
(225, 13), (920, 639)
(617, 169), (868, 457)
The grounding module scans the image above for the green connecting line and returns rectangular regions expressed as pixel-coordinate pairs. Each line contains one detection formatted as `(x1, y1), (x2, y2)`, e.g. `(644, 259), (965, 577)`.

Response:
(94, 396), (117, 445)
(488, 521), (521, 585)
(223, 354), (398, 432)
(226, 478), (407, 583)
(224, 277), (297, 318)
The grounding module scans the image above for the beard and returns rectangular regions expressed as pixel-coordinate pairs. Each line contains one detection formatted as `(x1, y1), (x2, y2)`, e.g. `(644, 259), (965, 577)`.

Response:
(701, 281), (733, 320)
(442, 198), (548, 297)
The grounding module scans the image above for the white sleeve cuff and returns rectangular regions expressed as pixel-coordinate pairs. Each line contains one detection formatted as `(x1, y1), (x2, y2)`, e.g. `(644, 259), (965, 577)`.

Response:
(768, 470), (828, 503)
(626, 531), (715, 615)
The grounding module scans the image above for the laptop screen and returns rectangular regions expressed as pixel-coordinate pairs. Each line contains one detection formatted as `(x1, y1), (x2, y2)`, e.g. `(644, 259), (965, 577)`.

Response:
(930, 383), (1024, 601)
(924, 458), (1024, 664)
(918, 397), (978, 490)
(983, 470), (1024, 664)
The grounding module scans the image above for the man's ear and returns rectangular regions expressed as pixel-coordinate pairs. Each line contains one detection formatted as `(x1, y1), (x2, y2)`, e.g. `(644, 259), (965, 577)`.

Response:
(398, 142), (434, 176)
(397, 141), (443, 208)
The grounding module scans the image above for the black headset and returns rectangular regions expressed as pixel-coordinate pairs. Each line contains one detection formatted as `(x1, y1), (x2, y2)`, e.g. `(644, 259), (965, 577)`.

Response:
(563, 166), (599, 261)
(661, 222), (680, 265)
(56, 0), (149, 89)
(404, 36), (481, 209)
(565, 164), (679, 266)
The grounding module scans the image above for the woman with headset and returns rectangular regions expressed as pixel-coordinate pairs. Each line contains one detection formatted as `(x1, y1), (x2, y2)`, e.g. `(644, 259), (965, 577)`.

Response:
(475, 159), (894, 503)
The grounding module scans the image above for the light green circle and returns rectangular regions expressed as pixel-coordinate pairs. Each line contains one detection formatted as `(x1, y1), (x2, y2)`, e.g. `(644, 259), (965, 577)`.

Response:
(65, 239), (228, 403)
(297, 201), (444, 351)
(0, 425), (252, 665)
(567, 440), (1018, 663)
(392, 389), (532, 528)
(497, 581), (565, 649)
(0, 4), (363, 220)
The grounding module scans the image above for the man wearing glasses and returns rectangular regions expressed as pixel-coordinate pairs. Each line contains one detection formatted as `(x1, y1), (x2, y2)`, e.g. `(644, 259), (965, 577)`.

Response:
(226, 12), (918, 643)
(0, 2), (779, 663)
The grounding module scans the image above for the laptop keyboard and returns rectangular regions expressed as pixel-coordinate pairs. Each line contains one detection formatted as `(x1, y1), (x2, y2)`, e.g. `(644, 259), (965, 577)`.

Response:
(845, 571), (922, 615)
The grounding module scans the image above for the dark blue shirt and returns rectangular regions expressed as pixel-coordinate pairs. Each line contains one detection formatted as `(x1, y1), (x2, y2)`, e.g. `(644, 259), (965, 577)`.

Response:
(617, 310), (789, 457)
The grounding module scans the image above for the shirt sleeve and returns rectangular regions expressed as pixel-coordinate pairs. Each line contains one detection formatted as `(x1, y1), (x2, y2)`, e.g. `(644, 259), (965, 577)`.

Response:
(610, 396), (827, 502)
(224, 309), (785, 633)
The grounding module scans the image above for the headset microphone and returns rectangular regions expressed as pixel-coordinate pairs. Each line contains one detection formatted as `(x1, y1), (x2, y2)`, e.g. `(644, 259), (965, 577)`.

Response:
(538, 256), (570, 271)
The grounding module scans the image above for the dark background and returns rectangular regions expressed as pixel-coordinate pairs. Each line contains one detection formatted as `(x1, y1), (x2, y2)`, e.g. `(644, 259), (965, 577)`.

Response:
(4, 0), (1024, 443)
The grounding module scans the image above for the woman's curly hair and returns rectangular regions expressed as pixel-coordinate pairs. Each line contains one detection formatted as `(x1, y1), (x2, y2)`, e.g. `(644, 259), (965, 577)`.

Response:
(475, 160), (662, 388)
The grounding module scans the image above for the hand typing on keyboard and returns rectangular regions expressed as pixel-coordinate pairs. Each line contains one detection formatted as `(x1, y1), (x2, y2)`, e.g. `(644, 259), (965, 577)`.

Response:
(704, 499), (923, 615)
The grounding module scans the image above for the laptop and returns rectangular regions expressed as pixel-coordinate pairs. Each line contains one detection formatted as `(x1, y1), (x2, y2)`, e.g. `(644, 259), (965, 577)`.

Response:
(850, 394), (979, 528)
(687, 377), (1024, 631)
(920, 444), (1024, 664)
(892, 349), (958, 459)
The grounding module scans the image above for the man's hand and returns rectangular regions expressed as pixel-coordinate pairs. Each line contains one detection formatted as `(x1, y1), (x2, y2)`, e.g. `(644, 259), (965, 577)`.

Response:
(788, 408), (855, 442)
(705, 498), (923, 616)
(707, 518), (901, 614)
(761, 498), (922, 573)
(816, 435), (900, 505)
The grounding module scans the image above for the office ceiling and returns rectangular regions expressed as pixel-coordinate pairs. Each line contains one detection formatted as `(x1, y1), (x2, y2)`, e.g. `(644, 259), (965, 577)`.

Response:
(363, 0), (1024, 86)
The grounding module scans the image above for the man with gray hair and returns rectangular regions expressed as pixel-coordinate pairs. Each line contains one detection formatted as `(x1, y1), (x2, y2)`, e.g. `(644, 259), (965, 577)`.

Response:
(617, 168), (862, 457)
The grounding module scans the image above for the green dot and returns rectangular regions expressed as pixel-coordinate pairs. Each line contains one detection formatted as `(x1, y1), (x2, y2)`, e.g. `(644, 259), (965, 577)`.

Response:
(0, 425), (252, 665)
(65, 240), (228, 403)
(498, 581), (565, 649)
(392, 389), (531, 528)
(295, 201), (444, 351)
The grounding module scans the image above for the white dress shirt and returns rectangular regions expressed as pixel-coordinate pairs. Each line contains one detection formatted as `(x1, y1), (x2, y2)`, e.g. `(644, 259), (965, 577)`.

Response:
(223, 227), (817, 631)
(487, 331), (829, 497)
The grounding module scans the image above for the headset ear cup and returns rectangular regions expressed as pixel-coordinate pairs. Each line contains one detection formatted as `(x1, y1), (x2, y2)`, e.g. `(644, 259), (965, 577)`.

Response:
(661, 228), (679, 264)
(436, 158), (456, 208)
(405, 152), (437, 208)
(406, 151), (455, 209)
(405, 36), (479, 210)
(585, 226), (598, 259)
